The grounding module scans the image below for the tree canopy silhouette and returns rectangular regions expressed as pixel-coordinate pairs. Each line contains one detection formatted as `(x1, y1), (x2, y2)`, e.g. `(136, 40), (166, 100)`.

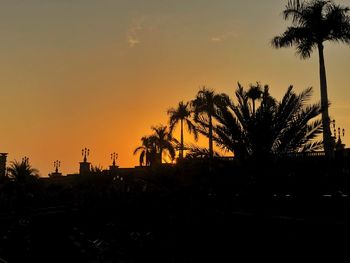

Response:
(246, 82), (263, 115)
(150, 125), (177, 164)
(197, 83), (323, 160)
(134, 125), (176, 166)
(7, 159), (39, 183)
(191, 87), (229, 159)
(134, 136), (157, 166)
(168, 101), (198, 159)
(271, 0), (350, 158)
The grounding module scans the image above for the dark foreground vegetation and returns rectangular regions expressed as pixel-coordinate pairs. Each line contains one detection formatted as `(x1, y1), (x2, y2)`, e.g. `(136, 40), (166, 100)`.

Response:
(1, 155), (350, 262)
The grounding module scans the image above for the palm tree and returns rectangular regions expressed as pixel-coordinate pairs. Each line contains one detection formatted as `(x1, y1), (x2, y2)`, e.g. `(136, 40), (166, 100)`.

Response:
(167, 101), (198, 159)
(7, 158), (40, 208)
(134, 126), (176, 166)
(271, 0), (350, 158)
(150, 125), (176, 164)
(191, 87), (229, 158)
(211, 83), (323, 159)
(133, 136), (157, 166)
(7, 158), (39, 183)
(246, 82), (263, 115)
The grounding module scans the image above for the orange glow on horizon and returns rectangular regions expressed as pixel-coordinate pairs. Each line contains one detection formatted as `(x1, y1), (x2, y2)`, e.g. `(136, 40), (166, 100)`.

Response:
(0, 0), (350, 176)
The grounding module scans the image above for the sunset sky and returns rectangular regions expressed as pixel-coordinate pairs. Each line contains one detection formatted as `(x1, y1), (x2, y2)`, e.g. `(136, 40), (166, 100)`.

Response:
(1, 0), (350, 176)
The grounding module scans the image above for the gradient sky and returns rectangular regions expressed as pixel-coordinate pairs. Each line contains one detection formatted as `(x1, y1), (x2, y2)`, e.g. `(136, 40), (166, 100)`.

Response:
(1, 0), (350, 176)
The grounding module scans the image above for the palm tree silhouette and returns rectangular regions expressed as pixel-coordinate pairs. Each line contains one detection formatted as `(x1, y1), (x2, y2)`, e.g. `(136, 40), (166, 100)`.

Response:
(246, 82), (263, 115)
(211, 84), (323, 159)
(191, 87), (229, 158)
(150, 125), (176, 164)
(271, 0), (350, 158)
(134, 126), (176, 166)
(167, 101), (198, 159)
(133, 136), (156, 166)
(7, 159), (39, 209)
(7, 159), (39, 183)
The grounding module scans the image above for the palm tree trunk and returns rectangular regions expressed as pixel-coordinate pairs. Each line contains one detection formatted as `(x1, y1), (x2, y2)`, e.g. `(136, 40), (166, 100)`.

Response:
(252, 99), (256, 115)
(208, 113), (213, 158)
(318, 43), (333, 158)
(180, 119), (184, 159)
(158, 148), (162, 165)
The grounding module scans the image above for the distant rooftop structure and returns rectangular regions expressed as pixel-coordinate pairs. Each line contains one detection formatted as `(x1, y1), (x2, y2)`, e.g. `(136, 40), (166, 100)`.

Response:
(49, 160), (62, 178)
(110, 152), (119, 171)
(80, 148), (91, 175)
(0, 153), (7, 177)
(331, 119), (346, 151)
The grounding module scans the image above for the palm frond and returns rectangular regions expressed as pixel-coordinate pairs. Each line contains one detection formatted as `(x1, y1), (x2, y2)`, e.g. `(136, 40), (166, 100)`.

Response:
(210, 83), (322, 159)
(185, 144), (221, 158)
(283, 0), (306, 24)
(133, 146), (145, 155)
(139, 150), (145, 166)
(185, 119), (199, 140)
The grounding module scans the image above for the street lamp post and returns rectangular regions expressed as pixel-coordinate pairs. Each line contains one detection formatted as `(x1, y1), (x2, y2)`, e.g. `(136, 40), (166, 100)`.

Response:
(80, 148), (91, 175)
(82, 148), (90, 163)
(54, 160), (60, 173)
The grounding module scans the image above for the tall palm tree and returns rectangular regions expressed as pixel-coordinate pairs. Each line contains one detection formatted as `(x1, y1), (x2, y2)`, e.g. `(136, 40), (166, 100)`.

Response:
(211, 83), (323, 160)
(133, 136), (156, 166)
(167, 101), (198, 159)
(246, 82), (263, 115)
(191, 87), (229, 158)
(271, 0), (350, 158)
(150, 125), (176, 164)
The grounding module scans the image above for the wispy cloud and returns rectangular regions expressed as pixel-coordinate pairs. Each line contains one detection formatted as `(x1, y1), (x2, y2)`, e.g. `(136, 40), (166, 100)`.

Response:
(210, 20), (242, 43)
(211, 36), (223, 42)
(210, 30), (238, 43)
(128, 36), (140, 47)
(127, 18), (144, 47)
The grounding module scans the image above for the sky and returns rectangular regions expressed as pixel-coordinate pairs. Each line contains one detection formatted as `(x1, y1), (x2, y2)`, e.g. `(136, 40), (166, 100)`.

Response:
(1, 0), (350, 176)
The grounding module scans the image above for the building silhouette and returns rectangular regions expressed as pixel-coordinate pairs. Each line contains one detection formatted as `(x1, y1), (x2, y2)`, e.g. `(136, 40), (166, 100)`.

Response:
(0, 153), (7, 176)
(80, 148), (91, 175)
